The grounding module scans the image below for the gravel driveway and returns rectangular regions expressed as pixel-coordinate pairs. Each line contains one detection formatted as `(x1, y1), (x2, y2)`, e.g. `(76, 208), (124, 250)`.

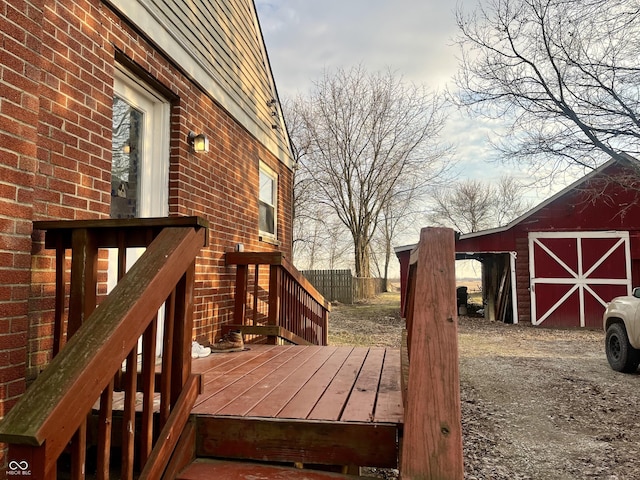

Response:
(330, 295), (640, 479)
(460, 316), (640, 480)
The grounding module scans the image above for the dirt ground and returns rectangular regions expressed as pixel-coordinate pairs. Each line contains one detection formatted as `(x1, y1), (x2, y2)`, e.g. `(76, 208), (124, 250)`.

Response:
(329, 293), (640, 479)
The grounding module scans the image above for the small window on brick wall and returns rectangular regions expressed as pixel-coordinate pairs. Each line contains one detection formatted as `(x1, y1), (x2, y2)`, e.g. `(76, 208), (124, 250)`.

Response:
(259, 162), (277, 239)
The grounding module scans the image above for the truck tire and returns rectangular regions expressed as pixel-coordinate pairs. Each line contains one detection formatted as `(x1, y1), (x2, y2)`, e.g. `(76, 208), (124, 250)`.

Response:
(606, 323), (640, 373)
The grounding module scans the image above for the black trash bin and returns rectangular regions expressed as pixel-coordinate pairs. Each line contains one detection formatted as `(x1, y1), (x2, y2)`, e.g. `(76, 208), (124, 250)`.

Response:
(456, 286), (468, 307)
(457, 286), (468, 315)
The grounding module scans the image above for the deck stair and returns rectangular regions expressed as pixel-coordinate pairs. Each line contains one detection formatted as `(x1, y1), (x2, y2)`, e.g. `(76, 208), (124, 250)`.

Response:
(0, 221), (462, 479)
(176, 459), (362, 480)
(176, 458), (363, 480)
(173, 227), (464, 479)
(189, 344), (402, 471)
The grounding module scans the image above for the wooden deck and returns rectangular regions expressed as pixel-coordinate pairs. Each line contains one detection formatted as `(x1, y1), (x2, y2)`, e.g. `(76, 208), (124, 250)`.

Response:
(189, 344), (403, 468)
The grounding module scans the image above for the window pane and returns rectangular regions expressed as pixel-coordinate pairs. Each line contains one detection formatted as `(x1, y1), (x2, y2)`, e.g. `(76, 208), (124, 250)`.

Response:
(259, 170), (274, 205)
(259, 201), (275, 234)
(111, 96), (142, 219)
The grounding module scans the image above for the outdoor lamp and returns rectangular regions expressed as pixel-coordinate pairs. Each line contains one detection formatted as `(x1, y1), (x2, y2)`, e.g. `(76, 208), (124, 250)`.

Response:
(188, 131), (209, 153)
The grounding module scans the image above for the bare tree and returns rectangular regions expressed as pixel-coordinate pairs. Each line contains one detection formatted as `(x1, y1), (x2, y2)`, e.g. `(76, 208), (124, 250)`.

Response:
(288, 66), (451, 277)
(494, 175), (531, 226)
(293, 209), (351, 271)
(454, 0), (640, 179)
(372, 177), (424, 290)
(429, 176), (531, 234)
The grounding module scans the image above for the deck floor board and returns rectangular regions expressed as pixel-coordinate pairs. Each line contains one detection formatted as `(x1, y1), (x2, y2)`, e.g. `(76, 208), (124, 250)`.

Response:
(340, 347), (385, 422)
(244, 345), (340, 418)
(194, 346), (291, 400)
(192, 345), (402, 425)
(276, 346), (353, 419)
(306, 348), (369, 421)
(210, 346), (326, 416)
(373, 348), (404, 423)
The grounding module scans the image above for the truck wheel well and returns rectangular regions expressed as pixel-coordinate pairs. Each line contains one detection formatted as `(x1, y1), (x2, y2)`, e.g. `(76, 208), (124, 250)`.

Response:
(606, 317), (625, 332)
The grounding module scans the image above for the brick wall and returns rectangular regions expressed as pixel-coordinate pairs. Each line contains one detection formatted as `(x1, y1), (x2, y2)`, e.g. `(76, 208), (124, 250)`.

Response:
(0, 1), (44, 470)
(0, 0), (293, 467)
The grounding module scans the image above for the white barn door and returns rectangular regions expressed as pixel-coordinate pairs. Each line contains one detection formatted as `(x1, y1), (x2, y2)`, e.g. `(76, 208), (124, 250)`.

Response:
(529, 231), (631, 328)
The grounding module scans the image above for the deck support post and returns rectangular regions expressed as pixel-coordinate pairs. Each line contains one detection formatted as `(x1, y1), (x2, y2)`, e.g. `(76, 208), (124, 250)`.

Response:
(401, 227), (464, 479)
(268, 265), (282, 344)
(234, 264), (248, 325)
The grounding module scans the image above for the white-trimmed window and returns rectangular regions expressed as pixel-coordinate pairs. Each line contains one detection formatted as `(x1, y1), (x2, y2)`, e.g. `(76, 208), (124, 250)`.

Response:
(259, 162), (277, 238)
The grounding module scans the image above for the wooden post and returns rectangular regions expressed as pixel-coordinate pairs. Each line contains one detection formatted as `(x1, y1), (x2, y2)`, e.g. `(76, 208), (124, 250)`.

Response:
(267, 266), (282, 345)
(401, 227), (464, 479)
(161, 291), (176, 427)
(140, 316), (158, 465)
(8, 444), (54, 479)
(68, 228), (98, 337)
(321, 309), (329, 346)
(96, 380), (113, 480)
(234, 264), (248, 324)
(53, 237), (66, 356)
(171, 262), (195, 406)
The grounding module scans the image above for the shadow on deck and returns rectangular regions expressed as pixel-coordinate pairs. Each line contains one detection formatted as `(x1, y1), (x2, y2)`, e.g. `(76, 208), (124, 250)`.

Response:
(190, 344), (403, 469)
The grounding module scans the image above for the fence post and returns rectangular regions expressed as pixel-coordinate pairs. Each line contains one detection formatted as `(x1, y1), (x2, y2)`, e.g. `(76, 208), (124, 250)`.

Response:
(401, 227), (463, 479)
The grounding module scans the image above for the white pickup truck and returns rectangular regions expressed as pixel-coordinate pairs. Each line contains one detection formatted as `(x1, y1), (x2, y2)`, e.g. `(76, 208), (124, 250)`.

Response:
(603, 288), (640, 372)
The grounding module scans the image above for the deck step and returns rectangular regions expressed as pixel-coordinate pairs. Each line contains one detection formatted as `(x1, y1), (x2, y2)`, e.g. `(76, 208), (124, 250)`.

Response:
(195, 415), (398, 468)
(176, 459), (361, 480)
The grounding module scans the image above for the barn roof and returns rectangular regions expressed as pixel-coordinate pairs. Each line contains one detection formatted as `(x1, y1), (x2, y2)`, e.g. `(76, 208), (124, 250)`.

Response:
(394, 154), (640, 257)
(458, 154), (639, 243)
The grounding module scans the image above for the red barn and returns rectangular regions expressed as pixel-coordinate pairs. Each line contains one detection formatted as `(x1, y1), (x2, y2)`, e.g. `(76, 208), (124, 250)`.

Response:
(397, 155), (640, 328)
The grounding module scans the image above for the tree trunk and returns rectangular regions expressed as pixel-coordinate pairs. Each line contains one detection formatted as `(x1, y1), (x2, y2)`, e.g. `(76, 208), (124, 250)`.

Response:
(353, 237), (371, 278)
(382, 238), (390, 292)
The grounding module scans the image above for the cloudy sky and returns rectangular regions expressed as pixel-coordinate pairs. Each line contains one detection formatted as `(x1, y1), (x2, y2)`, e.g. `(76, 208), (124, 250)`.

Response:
(254, 0), (509, 183)
(255, 0), (465, 94)
(254, 1), (504, 274)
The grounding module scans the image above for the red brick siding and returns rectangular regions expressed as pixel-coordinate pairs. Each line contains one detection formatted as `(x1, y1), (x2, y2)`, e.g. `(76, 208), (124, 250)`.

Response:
(0, 0), (45, 468)
(0, 0), (294, 464)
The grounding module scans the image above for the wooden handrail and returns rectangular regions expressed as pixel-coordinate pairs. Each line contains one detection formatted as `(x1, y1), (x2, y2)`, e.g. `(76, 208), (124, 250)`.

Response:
(0, 218), (208, 478)
(35, 216), (209, 249)
(226, 252), (330, 311)
(401, 227), (464, 479)
(226, 251), (330, 345)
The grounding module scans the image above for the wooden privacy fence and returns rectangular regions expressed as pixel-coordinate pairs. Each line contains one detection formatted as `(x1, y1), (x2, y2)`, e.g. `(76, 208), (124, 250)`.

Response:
(302, 269), (385, 304)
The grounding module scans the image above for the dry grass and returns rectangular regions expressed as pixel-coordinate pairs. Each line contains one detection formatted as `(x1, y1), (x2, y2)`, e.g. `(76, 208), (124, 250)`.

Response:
(327, 292), (403, 348)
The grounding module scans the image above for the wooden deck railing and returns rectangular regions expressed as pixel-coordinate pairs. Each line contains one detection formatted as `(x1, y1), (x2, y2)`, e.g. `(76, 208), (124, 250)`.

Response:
(401, 227), (464, 479)
(0, 217), (208, 479)
(225, 252), (330, 345)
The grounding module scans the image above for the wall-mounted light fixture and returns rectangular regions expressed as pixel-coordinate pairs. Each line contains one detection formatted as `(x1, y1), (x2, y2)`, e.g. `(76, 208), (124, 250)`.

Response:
(188, 131), (209, 153)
